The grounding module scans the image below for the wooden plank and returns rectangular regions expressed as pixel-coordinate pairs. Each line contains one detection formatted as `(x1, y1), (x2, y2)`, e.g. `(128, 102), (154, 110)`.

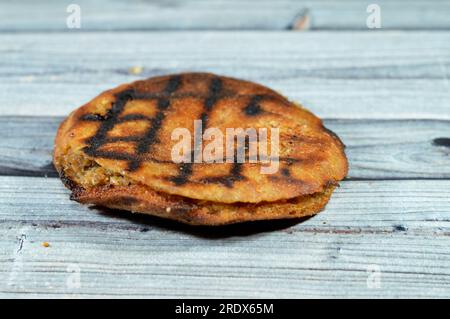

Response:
(1, 32), (450, 118)
(1, 116), (450, 179)
(1, 0), (450, 31)
(0, 177), (449, 298)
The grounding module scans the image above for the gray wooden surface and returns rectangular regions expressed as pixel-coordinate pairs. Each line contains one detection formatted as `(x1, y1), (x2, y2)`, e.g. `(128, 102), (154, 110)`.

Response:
(1, 0), (450, 31)
(1, 177), (450, 298)
(1, 1), (450, 299)
(1, 32), (450, 119)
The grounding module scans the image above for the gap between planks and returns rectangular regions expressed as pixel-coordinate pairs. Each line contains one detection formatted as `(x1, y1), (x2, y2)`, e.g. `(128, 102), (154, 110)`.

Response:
(0, 178), (450, 298)
(0, 177), (449, 236)
(0, 117), (449, 179)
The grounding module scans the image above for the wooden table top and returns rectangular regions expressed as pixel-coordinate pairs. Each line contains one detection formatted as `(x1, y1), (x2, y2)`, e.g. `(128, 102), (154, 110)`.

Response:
(1, 0), (449, 298)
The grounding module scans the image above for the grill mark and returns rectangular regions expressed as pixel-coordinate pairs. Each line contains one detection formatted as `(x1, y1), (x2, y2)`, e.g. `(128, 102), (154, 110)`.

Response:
(243, 94), (264, 116)
(128, 75), (182, 171)
(170, 77), (223, 186)
(80, 113), (108, 121)
(190, 97), (273, 188)
(81, 76), (182, 169)
(199, 174), (240, 188)
(230, 162), (244, 182)
(171, 162), (194, 186)
(204, 78), (223, 111)
(78, 93), (279, 124)
(171, 81), (272, 188)
(118, 114), (152, 122)
(195, 151), (245, 189)
(76, 76), (299, 190)
(268, 175), (311, 189)
(194, 142), (306, 188)
(281, 168), (291, 177)
(227, 131), (248, 186)
(172, 92), (287, 188)
(104, 136), (142, 143)
(83, 89), (135, 157)
(195, 152), (245, 188)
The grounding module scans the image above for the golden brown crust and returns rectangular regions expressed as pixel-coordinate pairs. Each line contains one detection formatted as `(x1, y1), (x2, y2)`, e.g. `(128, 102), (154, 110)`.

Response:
(71, 181), (336, 226)
(54, 73), (348, 205)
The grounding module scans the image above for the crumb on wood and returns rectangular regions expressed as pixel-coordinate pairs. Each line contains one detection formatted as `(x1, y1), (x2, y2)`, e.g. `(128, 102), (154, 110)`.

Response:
(289, 8), (311, 31)
(128, 66), (143, 75)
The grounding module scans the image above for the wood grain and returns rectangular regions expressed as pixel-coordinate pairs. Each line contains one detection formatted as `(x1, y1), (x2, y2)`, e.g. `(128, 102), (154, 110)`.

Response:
(1, 2), (450, 299)
(1, 0), (449, 31)
(0, 177), (449, 298)
(1, 116), (450, 179)
(1, 32), (450, 118)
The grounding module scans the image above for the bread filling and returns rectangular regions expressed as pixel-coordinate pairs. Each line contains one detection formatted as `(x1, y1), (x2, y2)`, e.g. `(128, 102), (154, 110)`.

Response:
(58, 149), (135, 189)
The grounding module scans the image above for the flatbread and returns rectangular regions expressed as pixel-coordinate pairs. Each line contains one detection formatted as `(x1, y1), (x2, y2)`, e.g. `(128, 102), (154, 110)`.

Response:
(54, 73), (348, 225)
